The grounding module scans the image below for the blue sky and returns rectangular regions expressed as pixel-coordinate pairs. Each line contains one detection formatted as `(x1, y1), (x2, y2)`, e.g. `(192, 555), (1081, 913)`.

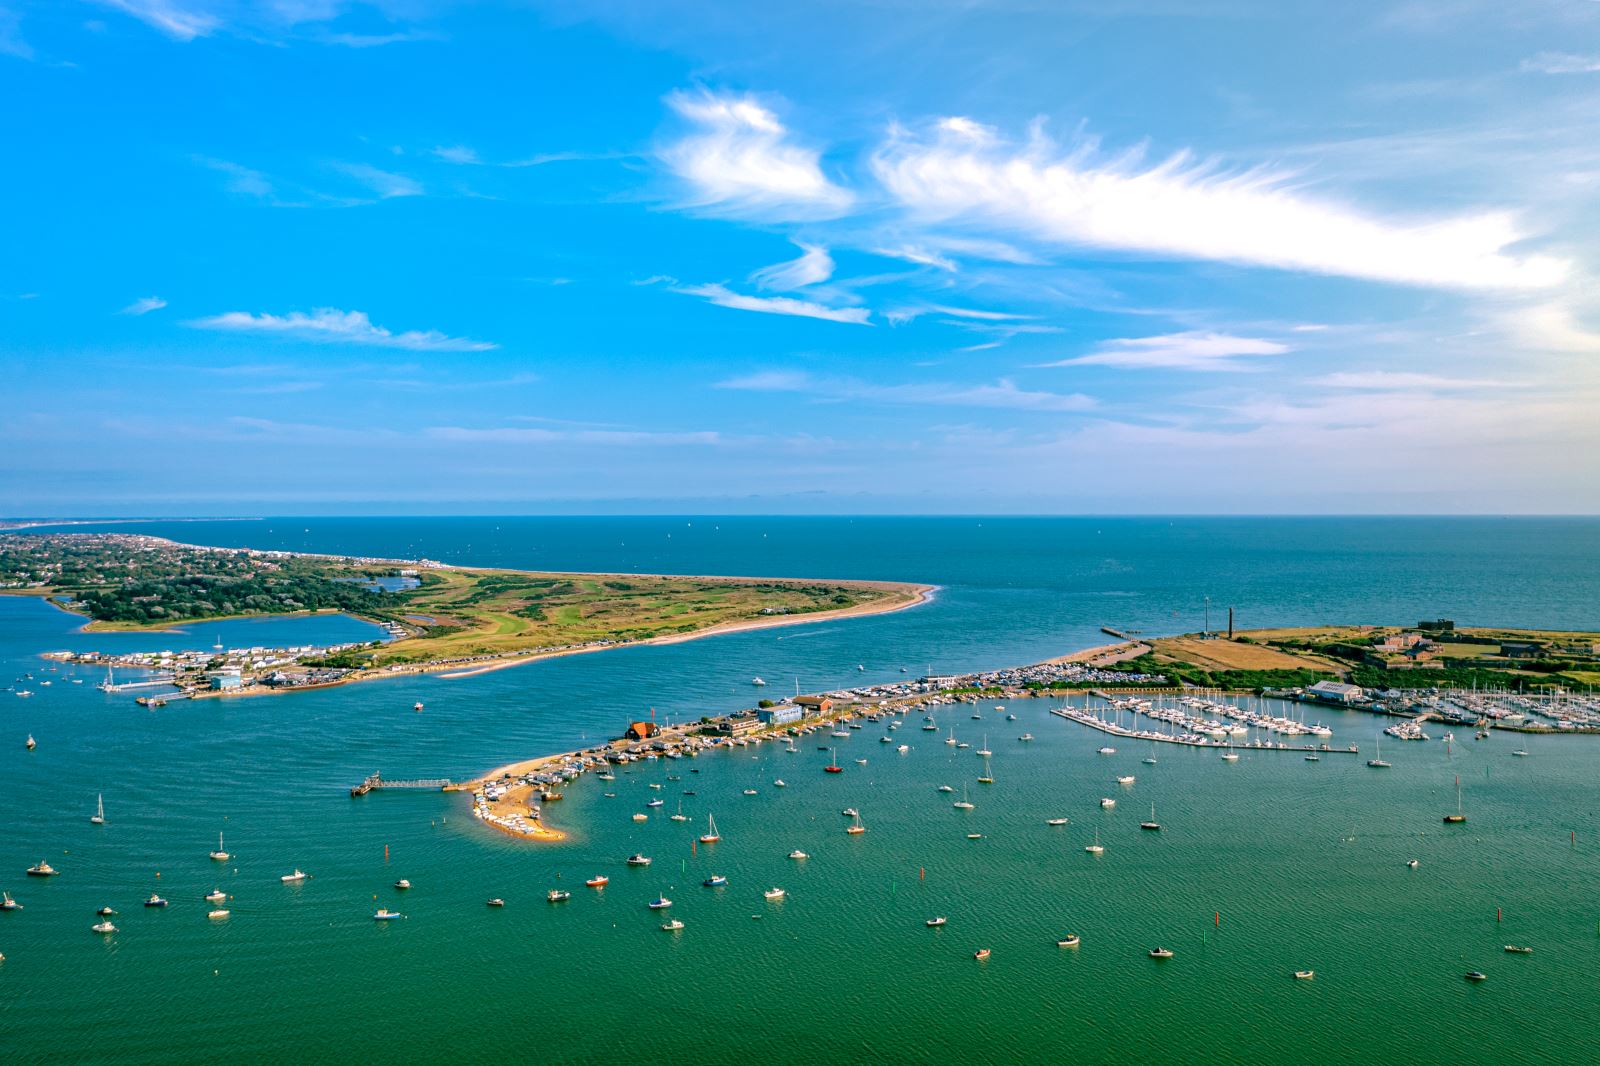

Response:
(3, 0), (1599, 515)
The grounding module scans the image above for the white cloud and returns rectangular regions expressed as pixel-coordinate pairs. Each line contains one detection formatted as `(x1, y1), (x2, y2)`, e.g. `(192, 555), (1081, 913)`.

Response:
(426, 425), (725, 446)
(661, 89), (853, 220)
(432, 145), (480, 165)
(1311, 371), (1511, 390)
(1521, 52), (1600, 74)
(1504, 300), (1600, 353)
(675, 283), (870, 325)
(197, 157), (274, 199)
(749, 242), (834, 290)
(336, 163), (422, 199)
(870, 244), (958, 271)
(872, 118), (1568, 290)
(1042, 330), (1289, 371)
(187, 308), (496, 351)
(120, 296), (168, 316)
(96, 0), (219, 40)
(717, 369), (1094, 412)
(0, 7), (33, 59)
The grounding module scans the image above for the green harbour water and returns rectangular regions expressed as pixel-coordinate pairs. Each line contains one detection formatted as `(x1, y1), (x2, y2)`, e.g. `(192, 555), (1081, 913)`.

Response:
(3, 516), (1599, 1064)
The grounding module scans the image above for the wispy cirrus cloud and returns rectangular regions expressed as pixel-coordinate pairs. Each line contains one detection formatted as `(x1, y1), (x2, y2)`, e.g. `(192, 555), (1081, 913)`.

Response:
(119, 296), (168, 316)
(426, 425), (725, 446)
(95, 0), (219, 40)
(1, 6), (33, 59)
(872, 117), (1568, 290)
(1311, 371), (1511, 390)
(335, 163), (422, 199)
(1521, 52), (1600, 74)
(1042, 331), (1289, 371)
(675, 283), (870, 324)
(187, 308), (496, 351)
(660, 89), (853, 220)
(750, 242), (834, 290)
(718, 369), (1094, 412)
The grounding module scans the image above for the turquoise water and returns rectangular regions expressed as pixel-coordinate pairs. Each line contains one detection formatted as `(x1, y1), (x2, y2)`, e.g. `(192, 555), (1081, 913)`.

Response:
(3, 517), (1599, 1064)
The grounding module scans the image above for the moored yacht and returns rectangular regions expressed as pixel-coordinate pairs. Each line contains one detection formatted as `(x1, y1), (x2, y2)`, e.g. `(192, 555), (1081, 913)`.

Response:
(26, 861), (57, 877)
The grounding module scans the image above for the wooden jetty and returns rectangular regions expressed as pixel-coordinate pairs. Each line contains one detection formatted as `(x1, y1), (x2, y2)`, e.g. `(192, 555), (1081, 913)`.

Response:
(350, 772), (452, 797)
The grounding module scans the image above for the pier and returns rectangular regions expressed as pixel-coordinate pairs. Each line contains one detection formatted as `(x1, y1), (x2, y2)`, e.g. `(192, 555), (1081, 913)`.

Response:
(350, 773), (452, 796)
(1050, 707), (1360, 754)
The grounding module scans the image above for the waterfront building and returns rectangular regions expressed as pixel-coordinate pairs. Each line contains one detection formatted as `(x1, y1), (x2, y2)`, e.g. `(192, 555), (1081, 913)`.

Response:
(756, 704), (803, 726)
(1306, 680), (1364, 704)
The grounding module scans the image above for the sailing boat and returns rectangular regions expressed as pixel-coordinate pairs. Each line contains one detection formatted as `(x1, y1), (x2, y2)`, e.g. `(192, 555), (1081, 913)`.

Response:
(824, 748), (843, 773)
(953, 783), (975, 810)
(1367, 733), (1391, 769)
(1140, 803), (1161, 831)
(1143, 743), (1158, 766)
(698, 814), (721, 844)
(977, 751), (994, 785)
(1085, 828), (1104, 854)
(210, 831), (231, 862)
(90, 794), (105, 825)
(1443, 775), (1467, 824)
(670, 798), (689, 822)
(846, 811), (866, 835)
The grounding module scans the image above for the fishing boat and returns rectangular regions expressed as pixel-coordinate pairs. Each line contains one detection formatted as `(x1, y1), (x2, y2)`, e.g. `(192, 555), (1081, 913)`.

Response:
(1294, 970), (1314, 980)
(1504, 945), (1533, 954)
(645, 798), (664, 808)
(585, 876), (609, 888)
(92, 919), (117, 934)
(897, 744), (909, 753)
(144, 894), (168, 908)
(1086, 829), (1104, 854)
(394, 879), (411, 890)
(1148, 947), (1174, 959)
(373, 909), (403, 921)
(26, 734), (36, 749)
(210, 832), (231, 862)
(1367, 734), (1391, 769)
(926, 916), (947, 927)
(1046, 817), (1069, 826)
(1057, 934), (1081, 948)
(1443, 775), (1467, 824)
(699, 814), (721, 844)
(763, 887), (786, 900)
(1, 892), (20, 910)
(702, 875), (728, 887)
(647, 896), (672, 910)
(788, 850), (809, 860)
(1140, 804), (1161, 831)
(208, 909), (230, 920)
(846, 812), (866, 835)
(842, 808), (859, 818)
(414, 702), (424, 713)
(547, 889), (571, 902)
(752, 677), (766, 686)
(824, 748), (843, 774)
(1464, 971), (1487, 982)
(205, 890), (226, 903)
(90, 794), (105, 825)
(1020, 733), (1034, 742)
(96, 906), (116, 916)
(632, 813), (648, 822)
(626, 854), (652, 867)
(1406, 859), (1420, 869)
(1098, 746), (1116, 755)
(26, 861), (57, 877)
(973, 948), (991, 960)
(953, 784), (975, 810)
(486, 898), (506, 907)
(1116, 775), (1135, 785)
(661, 919), (685, 931)
(280, 869), (307, 883)
(1099, 797), (1116, 809)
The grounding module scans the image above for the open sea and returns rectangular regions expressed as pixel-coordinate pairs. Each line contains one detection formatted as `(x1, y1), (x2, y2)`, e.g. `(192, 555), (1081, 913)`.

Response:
(2, 516), (1598, 1064)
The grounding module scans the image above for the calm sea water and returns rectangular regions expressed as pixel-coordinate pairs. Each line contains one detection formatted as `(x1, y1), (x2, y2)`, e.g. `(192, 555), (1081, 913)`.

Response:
(3, 517), (1598, 1064)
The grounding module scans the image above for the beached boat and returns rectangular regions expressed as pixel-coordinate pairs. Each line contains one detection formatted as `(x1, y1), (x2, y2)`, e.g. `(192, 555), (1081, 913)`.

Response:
(926, 916), (946, 927)
(763, 887), (786, 900)
(699, 814), (721, 844)
(90, 794), (105, 825)
(1057, 934), (1081, 948)
(26, 861), (57, 877)
(281, 869), (307, 883)
(547, 889), (571, 902)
